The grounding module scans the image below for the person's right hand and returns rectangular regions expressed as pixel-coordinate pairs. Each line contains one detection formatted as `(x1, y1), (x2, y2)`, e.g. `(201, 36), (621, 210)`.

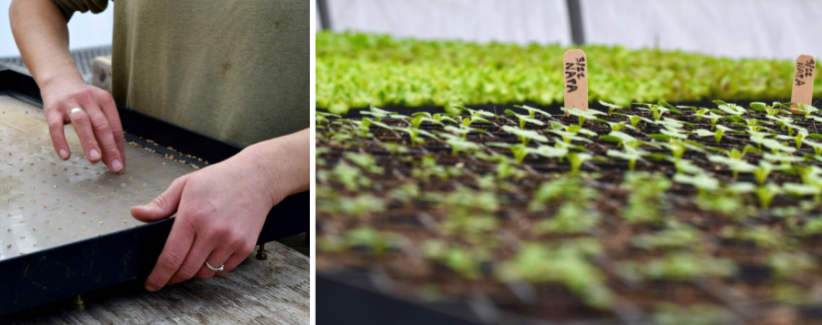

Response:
(41, 78), (126, 173)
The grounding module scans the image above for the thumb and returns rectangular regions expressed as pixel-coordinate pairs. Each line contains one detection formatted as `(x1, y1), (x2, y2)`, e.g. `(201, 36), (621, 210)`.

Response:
(131, 177), (187, 222)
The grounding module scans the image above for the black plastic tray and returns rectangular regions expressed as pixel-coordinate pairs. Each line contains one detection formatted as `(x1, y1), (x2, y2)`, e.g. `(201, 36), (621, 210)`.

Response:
(0, 69), (309, 316)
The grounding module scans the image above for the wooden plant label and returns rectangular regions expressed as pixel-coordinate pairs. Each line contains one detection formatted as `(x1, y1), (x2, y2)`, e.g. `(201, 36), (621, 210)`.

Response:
(564, 49), (588, 115)
(791, 54), (816, 114)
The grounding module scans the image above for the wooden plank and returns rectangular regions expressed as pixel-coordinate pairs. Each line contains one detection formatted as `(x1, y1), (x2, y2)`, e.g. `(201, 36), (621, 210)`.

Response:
(563, 49), (588, 115)
(790, 54), (816, 114)
(9, 241), (309, 325)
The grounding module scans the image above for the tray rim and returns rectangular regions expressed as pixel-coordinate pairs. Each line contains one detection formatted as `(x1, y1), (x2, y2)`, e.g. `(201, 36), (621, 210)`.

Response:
(0, 69), (309, 316)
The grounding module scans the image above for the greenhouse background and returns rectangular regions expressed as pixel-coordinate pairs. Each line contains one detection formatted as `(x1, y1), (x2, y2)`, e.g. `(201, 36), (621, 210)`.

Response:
(317, 0), (822, 60)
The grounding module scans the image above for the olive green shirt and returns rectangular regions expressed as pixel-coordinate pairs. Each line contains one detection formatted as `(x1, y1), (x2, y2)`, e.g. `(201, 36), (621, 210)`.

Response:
(52, 0), (309, 148)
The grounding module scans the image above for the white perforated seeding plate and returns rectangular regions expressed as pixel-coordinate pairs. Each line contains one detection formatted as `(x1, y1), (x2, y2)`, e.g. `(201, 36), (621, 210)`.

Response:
(0, 95), (194, 260)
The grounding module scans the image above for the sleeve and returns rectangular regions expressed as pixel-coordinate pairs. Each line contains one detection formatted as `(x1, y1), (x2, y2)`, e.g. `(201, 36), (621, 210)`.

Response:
(50, 0), (110, 21)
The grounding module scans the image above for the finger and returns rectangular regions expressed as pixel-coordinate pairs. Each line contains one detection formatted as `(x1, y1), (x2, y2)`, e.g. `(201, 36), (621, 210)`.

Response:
(68, 107), (102, 163)
(215, 239), (258, 277)
(130, 177), (187, 222)
(144, 216), (196, 292)
(195, 241), (238, 280)
(168, 235), (215, 285)
(46, 109), (70, 160)
(215, 251), (251, 277)
(96, 91), (126, 172)
(84, 101), (124, 173)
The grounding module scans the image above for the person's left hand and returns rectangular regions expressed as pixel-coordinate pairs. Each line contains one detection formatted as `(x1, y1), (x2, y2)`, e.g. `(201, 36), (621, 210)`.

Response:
(130, 147), (283, 292)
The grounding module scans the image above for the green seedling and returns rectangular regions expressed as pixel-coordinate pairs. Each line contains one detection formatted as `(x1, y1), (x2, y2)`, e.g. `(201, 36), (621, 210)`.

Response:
(440, 134), (483, 155)
(317, 193), (386, 217)
(769, 252), (815, 280)
(695, 111), (723, 130)
(411, 112), (459, 126)
(755, 183), (782, 209)
(598, 100), (623, 116)
(567, 153), (592, 174)
(389, 183), (420, 203)
(361, 105), (403, 121)
(652, 304), (728, 325)
(504, 109), (544, 128)
(599, 131), (641, 149)
(707, 154), (755, 178)
(674, 159), (704, 175)
(721, 225), (787, 249)
(631, 221), (700, 250)
(673, 173), (720, 193)
(619, 252), (735, 282)
(513, 105), (552, 119)
(550, 130), (593, 144)
(659, 140), (686, 161)
(345, 226), (404, 257)
(442, 124), (485, 140)
(803, 139), (822, 156)
(343, 152), (384, 174)
(316, 111), (342, 125)
(421, 240), (486, 279)
(793, 103), (820, 120)
(502, 125), (548, 146)
(461, 115), (492, 127)
(715, 103), (746, 116)
(607, 148), (645, 171)
(594, 118), (632, 132)
(621, 172), (670, 223)
(535, 203), (600, 234)
(562, 107), (606, 126)
(658, 101), (683, 114)
(495, 242), (613, 309)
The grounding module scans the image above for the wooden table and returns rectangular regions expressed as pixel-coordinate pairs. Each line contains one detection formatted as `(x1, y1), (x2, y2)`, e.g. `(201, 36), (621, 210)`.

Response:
(8, 240), (309, 325)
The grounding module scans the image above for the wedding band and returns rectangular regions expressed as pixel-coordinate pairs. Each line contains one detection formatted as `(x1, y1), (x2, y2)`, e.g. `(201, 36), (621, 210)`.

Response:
(68, 108), (83, 118)
(205, 261), (224, 272)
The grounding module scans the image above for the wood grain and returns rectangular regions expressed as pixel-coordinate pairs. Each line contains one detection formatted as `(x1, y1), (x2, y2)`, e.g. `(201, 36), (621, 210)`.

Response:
(9, 241), (309, 325)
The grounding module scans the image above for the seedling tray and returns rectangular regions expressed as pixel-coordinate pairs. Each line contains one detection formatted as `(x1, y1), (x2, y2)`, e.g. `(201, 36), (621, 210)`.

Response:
(317, 100), (822, 324)
(0, 69), (309, 316)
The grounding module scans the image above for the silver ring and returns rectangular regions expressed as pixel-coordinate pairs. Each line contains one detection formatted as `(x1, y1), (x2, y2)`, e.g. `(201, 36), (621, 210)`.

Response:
(68, 107), (84, 118)
(205, 261), (224, 272)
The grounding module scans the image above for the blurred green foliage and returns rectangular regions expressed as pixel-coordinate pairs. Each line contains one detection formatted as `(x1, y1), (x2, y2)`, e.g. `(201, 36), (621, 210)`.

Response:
(317, 32), (822, 114)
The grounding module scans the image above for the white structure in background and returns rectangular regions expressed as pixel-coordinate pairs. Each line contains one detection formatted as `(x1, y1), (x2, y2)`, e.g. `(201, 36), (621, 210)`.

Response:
(323, 0), (822, 60)
(0, 0), (114, 58)
(323, 0), (572, 46)
(581, 0), (822, 60)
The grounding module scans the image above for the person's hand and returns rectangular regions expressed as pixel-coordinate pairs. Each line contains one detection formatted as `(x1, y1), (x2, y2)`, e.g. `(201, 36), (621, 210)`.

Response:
(130, 146), (285, 291)
(41, 77), (126, 173)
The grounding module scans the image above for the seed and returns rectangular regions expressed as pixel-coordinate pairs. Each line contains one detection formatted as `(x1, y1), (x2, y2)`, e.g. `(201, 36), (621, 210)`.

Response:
(6, 244), (10, 248)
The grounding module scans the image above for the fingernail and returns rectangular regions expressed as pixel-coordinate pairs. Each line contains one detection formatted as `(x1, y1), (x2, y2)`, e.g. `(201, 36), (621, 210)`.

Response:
(111, 159), (123, 172)
(145, 285), (158, 292)
(89, 149), (100, 160)
(59, 149), (68, 159)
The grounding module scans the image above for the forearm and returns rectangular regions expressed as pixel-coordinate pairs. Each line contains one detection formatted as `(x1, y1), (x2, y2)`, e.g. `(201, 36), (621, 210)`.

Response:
(241, 128), (310, 205)
(10, 0), (83, 89)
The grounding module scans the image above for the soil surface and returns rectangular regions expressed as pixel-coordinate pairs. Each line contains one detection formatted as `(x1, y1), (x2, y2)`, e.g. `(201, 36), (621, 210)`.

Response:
(317, 102), (822, 324)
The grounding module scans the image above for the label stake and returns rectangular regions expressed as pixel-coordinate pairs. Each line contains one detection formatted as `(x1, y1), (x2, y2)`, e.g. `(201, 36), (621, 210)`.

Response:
(791, 54), (816, 114)
(564, 49), (588, 116)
